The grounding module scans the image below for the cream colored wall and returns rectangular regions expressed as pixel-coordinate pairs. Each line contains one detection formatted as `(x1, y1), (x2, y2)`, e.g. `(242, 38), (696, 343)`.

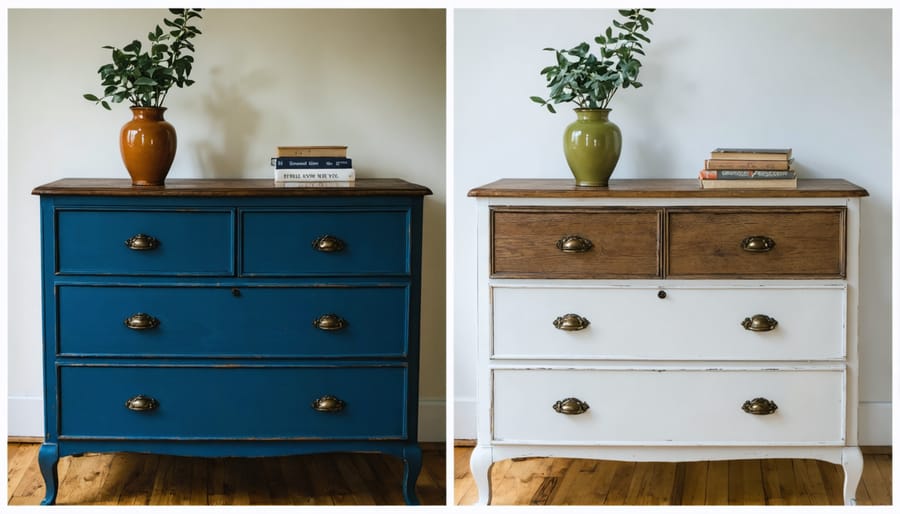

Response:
(453, 8), (892, 444)
(7, 9), (446, 440)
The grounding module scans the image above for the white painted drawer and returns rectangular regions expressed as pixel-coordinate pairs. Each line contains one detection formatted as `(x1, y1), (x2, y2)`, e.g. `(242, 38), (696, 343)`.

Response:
(492, 286), (845, 360)
(492, 368), (845, 445)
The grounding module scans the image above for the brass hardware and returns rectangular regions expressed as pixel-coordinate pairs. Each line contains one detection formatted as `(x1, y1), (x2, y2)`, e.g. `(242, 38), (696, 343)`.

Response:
(313, 314), (347, 331)
(741, 314), (778, 332)
(124, 233), (159, 251)
(657, 290), (667, 299)
(312, 235), (345, 253)
(742, 397), (778, 415)
(741, 236), (776, 253)
(124, 313), (160, 330)
(556, 235), (594, 253)
(125, 394), (159, 412)
(311, 395), (345, 412)
(231, 288), (241, 297)
(553, 397), (590, 415)
(553, 313), (590, 331)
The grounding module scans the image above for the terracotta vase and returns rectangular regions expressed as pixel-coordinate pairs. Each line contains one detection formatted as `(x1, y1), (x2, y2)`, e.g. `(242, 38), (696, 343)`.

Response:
(562, 108), (622, 187)
(119, 106), (177, 186)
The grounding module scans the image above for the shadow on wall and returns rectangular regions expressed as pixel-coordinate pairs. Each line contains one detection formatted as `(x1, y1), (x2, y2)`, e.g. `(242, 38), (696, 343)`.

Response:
(193, 67), (266, 178)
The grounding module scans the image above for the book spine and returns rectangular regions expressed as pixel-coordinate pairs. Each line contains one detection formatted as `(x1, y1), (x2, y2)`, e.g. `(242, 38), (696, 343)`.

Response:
(274, 168), (356, 182)
(272, 157), (352, 169)
(704, 159), (792, 171)
(276, 149), (347, 158)
(699, 169), (796, 180)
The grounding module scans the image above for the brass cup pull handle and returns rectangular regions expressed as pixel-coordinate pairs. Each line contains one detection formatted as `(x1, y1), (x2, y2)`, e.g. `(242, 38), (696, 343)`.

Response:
(312, 235), (345, 253)
(741, 314), (778, 332)
(742, 397), (778, 415)
(311, 395), (345, 413)
(556, 235), (594, 253)
(553, 313), (591, 331)
(313, 314), (347, 331)
(124, 313), (160, 330)
(741, 236), (775, 253)
(125, 394), (159, 412)
(125, 233), (159, 251)
(553, 397), (590, 415)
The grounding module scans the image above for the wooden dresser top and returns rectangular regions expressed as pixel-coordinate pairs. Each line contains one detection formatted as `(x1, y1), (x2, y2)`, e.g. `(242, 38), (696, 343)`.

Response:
(468, 178), (868, 198)
(33, 178), (432, 197)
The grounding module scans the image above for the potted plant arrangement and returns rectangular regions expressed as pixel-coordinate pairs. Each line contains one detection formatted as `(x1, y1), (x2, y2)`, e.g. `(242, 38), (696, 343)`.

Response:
(84, 9), (203, 186)
(531, 9), (655, 187)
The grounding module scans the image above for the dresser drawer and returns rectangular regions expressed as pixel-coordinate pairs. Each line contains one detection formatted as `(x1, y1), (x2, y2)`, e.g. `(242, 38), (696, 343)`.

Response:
(56, 209), (234, 276)
(241, 209), (411, 276)
(57, 285), (409, 358)
(59, 364), (407, 440)
(491, 208), (661, 278)
(667, 208), (845, 278)
(492, 368), (845, 445)
(492, 285), (845, 360)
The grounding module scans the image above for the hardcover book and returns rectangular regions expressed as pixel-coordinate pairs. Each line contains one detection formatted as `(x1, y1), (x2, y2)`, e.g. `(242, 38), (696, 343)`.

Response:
(704, 159), (793, 171)
(699, 169), (796, 180)
(276, 145), (348, 158)
(274, 168), (356, 183)
(271, 157), (352, 169)
(709, 148), (792, 160)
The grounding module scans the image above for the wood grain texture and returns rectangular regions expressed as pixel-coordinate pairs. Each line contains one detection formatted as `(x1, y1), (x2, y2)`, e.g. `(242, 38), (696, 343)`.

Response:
(32, 178), (432, 197)
(666, 207), (846, 278)
(468, 178), (868, 198)
(452, 446), (891, 506)
(7, 443), (445, 506)
(491, 207), (661, 278)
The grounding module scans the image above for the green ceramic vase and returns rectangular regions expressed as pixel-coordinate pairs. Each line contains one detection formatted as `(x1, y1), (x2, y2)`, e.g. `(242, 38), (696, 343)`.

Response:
(563, 108), (622, 187)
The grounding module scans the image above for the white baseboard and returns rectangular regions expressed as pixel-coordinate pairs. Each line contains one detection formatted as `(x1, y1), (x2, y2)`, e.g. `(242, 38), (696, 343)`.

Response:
(8, 396), (43, 438)
(859, 401), (892, 446)
(453, 398), (892, 446)
(8, 395), (446, 443)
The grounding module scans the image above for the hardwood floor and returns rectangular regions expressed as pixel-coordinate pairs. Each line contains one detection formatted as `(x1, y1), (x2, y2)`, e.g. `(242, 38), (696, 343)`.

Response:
(453, 445), (892, 506)
(7, 442), (445, 506)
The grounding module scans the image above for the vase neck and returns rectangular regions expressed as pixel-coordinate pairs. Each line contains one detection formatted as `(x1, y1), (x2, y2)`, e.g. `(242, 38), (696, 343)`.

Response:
(130, 107), (167, 120)
(574, 108), (611, 121)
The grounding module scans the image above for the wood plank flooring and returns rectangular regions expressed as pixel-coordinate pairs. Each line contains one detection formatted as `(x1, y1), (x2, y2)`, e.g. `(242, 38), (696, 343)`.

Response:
(7, 442), (445, 506)
(453, 446), (892, 506)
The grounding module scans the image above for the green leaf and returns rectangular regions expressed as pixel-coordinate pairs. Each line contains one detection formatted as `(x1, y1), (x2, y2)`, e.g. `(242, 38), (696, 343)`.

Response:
(530, 96), (546, 104)
(134, 77), (158, 86)
(101, 100), (111, 110)
(83, 93), (100, 101)
(546, 104), (557, 113)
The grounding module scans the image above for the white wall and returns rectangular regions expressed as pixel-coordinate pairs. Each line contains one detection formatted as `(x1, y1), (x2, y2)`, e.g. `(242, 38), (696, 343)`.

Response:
(453, 9), (892, 444)
(6, 9), (447, 441)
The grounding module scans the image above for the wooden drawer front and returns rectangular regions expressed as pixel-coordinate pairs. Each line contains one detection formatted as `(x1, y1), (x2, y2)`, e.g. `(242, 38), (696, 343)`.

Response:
(241, 209), (410, 276)
(491, 208), (661, 278)
(58, 285), (409, 358)
(492, 368), (845, 445)
(492, 286), (845, 360)
(56, 209), (234, 276)
(667, 208), (845, 278)
(59, 365), (407, 440)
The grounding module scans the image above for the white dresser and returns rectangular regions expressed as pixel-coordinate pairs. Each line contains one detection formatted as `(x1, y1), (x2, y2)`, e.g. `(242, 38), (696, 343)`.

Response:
(468, 178), (868, 505)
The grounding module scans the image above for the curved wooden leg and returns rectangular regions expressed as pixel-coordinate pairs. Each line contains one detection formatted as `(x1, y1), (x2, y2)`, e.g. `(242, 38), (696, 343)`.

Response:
(469, 444), (494, 505)
(38, 443), (59, 505)
(401, 445), (422, 505)
(842, 446), (863, 505)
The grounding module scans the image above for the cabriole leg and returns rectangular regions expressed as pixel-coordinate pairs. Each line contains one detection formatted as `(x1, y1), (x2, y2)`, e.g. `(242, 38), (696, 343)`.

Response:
(469, 444), (494, 505)
(401, 445), (422, 505)
(842, 446), (863, 505)
(38, 443), (59, 505)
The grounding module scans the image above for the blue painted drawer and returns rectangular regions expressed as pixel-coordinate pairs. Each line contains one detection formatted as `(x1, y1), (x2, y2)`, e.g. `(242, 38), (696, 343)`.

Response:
(241, 210), (410, 276)
(56, 209), (233, 276)
(57, 285), (409, 358)
(58, 364), (407, 439)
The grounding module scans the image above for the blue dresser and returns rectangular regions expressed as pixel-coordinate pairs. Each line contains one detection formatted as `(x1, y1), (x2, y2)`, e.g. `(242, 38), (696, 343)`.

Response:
(32, 178), (432, 505)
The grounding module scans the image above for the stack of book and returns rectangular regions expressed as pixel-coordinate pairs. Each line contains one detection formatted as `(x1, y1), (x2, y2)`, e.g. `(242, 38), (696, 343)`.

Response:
(698, 148), (796, 189)
(271, 145), (355, 185)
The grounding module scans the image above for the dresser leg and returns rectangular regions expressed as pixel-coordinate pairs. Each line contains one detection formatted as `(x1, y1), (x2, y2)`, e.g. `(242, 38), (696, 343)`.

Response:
(469, 444), (494, 505)
(401, 445), (422, 505)
(841, 446), (863, 505)
(38, 443), (59, 505)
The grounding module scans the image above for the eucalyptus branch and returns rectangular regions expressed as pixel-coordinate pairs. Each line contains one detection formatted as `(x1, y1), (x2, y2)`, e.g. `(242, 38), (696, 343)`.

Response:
(531, 8), (655, 113)
(84, 8), (203, 110)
